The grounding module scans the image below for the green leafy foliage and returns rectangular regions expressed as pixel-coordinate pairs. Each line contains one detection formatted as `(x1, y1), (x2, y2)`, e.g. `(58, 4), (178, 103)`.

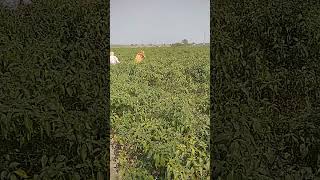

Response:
(0, 0), (109, 179)
(212, 0), (320, 179)
(111, 47), (210, 179)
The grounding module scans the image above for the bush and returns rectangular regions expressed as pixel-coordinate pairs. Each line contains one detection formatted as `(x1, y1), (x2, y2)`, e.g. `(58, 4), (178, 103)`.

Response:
(0, 0), (109, 179)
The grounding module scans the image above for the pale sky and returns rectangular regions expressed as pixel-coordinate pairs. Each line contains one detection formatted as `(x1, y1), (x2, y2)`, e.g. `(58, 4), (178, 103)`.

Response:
(110, 0), (210, 45)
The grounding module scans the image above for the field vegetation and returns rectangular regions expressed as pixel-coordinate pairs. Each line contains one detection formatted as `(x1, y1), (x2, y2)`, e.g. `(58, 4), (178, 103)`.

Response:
(110, 46), (210, 179)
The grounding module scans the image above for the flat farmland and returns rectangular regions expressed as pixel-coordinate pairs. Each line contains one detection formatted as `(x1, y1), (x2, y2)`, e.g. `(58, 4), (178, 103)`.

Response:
(110, 46), (210, 179)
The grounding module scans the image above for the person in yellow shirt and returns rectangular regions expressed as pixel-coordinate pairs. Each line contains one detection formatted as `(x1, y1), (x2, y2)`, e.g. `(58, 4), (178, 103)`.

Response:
(135, 50), (145, 64)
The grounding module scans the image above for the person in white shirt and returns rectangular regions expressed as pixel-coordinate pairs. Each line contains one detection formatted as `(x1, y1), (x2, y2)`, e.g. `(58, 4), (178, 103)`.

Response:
(110, 52), (120, 65)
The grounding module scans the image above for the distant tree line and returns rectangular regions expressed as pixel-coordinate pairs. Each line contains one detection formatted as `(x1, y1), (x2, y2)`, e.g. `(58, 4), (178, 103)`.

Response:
(129, 39), (208, 47)
(171, 39), (208, 47)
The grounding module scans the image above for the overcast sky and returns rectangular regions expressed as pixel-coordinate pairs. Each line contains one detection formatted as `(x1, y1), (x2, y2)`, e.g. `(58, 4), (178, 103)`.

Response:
(110, 0), (210, 45)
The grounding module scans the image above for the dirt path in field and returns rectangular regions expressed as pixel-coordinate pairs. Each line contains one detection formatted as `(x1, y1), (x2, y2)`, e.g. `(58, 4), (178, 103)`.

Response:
(110, 138), (120, 180)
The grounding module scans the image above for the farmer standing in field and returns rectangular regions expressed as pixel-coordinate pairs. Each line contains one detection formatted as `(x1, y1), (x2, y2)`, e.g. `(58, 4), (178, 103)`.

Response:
(110, 52), (120, 65)
(135, 50), (145, 64)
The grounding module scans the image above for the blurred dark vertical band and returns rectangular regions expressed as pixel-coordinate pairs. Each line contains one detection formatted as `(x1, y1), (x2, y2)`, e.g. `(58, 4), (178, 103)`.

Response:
(210, 0), (215, 179)
(98, 0), (110, 178)
(0, 0), (110, 179)
(105, 0), (111, 178)
(212, 0), (320, 179)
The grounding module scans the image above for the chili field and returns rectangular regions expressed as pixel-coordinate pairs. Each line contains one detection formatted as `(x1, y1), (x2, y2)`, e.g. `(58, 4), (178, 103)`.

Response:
(110, 46), (210, 179)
